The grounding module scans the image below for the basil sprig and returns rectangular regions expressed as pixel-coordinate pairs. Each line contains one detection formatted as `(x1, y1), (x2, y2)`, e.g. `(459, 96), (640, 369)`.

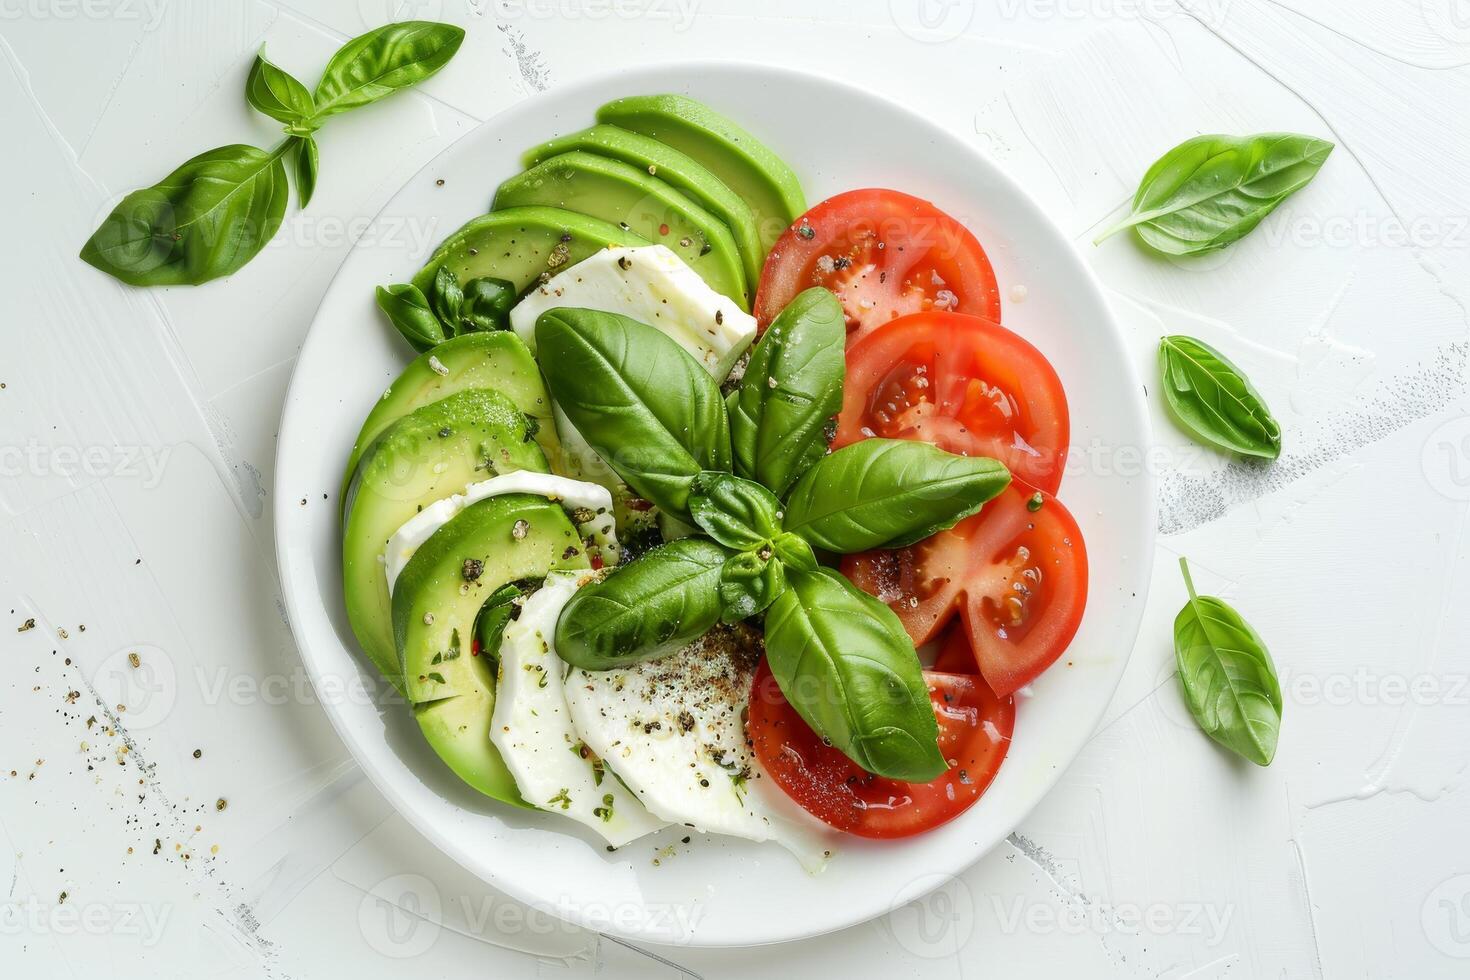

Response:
(765, 568), (946, 782)
(1159, 336), (1281, 459)
(1174, 558), (1282, 766)
(81, 22), (464, 287)
(546, 299), (1012, 780)
(1095, 133), (1332, 256)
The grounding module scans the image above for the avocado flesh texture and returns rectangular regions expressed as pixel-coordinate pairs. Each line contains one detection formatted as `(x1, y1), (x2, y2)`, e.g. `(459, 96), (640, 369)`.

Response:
(339, 331), (559, 519)
(522, 124), (764, 290)
(597, 95), (805, 252)
(409, 205), (648, 296)
(342, 389), (548, 691)
(492, 151), (749, 310)
(397, 496), (591, 806)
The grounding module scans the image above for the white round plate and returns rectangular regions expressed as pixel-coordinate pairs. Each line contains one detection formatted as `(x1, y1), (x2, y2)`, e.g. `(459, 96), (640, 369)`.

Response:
(275, 62), (1155, 948)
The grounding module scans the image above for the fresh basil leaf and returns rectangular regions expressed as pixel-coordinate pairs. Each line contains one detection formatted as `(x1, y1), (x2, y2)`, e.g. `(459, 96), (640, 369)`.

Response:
(688, 471), (783, 550)
(719, 550), (785, 623)
(429, 265), (464, 330)
(311, 21), (465, 119)
(293, 135), (319, 208)
(1159, 336), (1281, 459)
(536, 308), (732, 521)
(554, 538), (731, 669)
(764, 567), (943, 781)
(1174, 558), (1282, 766)
(1096, 133), (1332, 255)
(375, 283), (444, 352)
(458, 276), (515, 332)
(783, 439), (1010, 553)
(246, 48), (316, 126)
(772, 531), (818, 573)
(729, 288), (845, 497)
(80, 143), (291, 287)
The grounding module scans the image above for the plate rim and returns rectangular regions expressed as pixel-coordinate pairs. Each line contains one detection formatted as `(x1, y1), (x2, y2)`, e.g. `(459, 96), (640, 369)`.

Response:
(274, 57), (1157, 948)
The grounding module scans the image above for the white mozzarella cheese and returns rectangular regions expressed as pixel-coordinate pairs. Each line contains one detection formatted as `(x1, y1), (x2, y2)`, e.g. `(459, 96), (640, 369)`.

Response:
(490, 571), (666, 847)
(563, 625), (836, 871)
(509, 244), (756, 380)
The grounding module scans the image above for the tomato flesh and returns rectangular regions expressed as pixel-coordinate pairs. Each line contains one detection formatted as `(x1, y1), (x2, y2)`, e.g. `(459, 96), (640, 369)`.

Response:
(835, 311), (1070, 494)
(842, 485), (1087, 697)
(754, 189), (1001, 345)
(748, 660), (1013, 838)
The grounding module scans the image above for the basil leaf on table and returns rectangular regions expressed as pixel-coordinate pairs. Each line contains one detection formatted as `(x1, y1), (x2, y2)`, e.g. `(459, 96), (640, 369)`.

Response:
(783, 439), (1010, 553)
(375, 284), (444, 352)
(245, 49), (317, 127)
(554, 538), (731, 669)
(1159, 335), (1281, 459)
(1095, 133), (1332, 256)
(312, 21), (465, 119)
(293, 136), (319, 208)
(688, 471), (783, 550)
(719, 550), (785, 622)
(728, 287), (846, 497)
(536, 308), (732, 521)
(80, 143), (291, 286)
(764, 568), (944, 782)
(1174, 558), (1282, 766)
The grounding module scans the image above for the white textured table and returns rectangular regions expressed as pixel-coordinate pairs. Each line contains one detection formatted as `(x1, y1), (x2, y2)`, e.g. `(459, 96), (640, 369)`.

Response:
(2, 2), (1468, 977)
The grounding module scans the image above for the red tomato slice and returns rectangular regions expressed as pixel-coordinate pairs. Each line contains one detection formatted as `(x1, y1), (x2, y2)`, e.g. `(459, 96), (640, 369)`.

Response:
(754, 189), (1001, 345)
(834, 311), (1070, 494)
(842, 485), (1087, 697)
(748, 660), (1013, 838)
(932, 620), (980, 674)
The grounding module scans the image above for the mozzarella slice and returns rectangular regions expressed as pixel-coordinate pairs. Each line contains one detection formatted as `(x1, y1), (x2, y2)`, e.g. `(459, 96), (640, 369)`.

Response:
(564, 625), (836, 870)
(509, 244), (756, 380)
(491, 571), (666, 847)
(384, 471), (616, 592)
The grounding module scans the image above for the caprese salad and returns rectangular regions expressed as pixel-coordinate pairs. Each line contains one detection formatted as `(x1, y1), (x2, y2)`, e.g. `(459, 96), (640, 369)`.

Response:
(340, 94), (1087, 862)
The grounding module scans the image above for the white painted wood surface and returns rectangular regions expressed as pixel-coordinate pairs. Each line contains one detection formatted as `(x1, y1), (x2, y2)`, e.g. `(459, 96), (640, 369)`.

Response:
(2, 1), (1467, 976)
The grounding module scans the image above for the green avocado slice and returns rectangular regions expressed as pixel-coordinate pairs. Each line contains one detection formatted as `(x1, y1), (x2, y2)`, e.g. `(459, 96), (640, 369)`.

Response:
(596, 95), (805, 252)
(410, 205), (648, 296)
(491, 151), (748, 309)
(342, 389), (547, 690)
(522, 124), (764, 289)
(339, 331), (558, 520)
(397, 496), (589, 808)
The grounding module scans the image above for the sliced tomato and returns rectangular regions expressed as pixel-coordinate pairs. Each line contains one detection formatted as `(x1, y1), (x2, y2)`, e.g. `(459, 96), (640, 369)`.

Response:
(754, 189), (1001, 345)
(748, 660), (1013, 838)
(842, 485), (1087, 697)
(932, 620), (980, 674)
(834, 311), (1069, 493)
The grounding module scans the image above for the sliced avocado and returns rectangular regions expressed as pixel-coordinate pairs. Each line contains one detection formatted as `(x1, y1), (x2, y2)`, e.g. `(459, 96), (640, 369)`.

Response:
(491, 151), (748, 309)
(410, 205), (648, 296)
(339, 331), (558, 519)
(522, 124), (764, 289)
(413, 659), (529, 807)
(596, 95), (805, 252)
(343, 390), (548, 690)
(394, 495), (590, 703)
